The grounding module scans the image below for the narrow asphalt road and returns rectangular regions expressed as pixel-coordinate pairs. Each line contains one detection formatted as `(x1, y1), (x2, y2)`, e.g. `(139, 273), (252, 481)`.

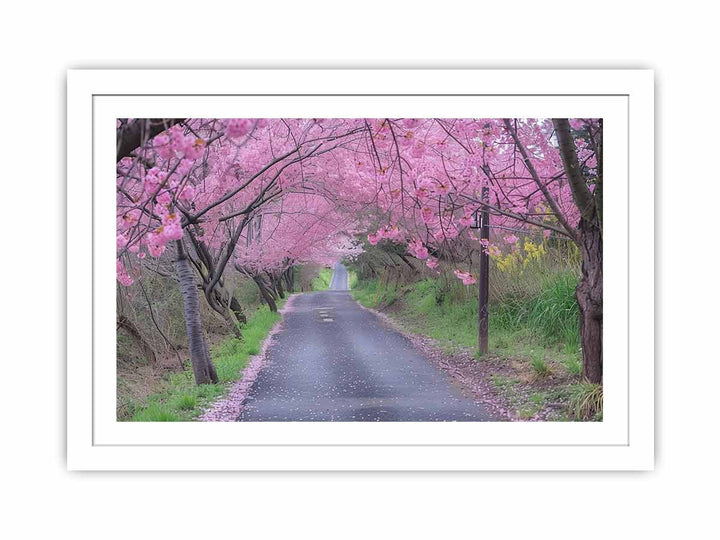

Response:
(328, 261), (349, 290)
(237, 263), (492, 421)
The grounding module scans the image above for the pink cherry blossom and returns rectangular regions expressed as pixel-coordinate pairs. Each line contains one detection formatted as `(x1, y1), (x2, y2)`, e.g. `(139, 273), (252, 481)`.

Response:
(224, 118), (253, 139)
(407, 239), (429, 260)
(178, 184), (196, 202)
(117, 233), (128, 249)
(453, 269), (477, 286)
(161, 213), (183, 241)
(459, 213), (475, 227)
(117, 117), (592, 290)
(116, 260), (134, 286)
(146, 232), (166, 258)
(156, 190), (172, 205)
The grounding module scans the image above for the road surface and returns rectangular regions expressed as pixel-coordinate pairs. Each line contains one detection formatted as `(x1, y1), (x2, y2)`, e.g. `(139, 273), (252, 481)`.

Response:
(237, 263), (492, 421)
(328, 261), (349, 290)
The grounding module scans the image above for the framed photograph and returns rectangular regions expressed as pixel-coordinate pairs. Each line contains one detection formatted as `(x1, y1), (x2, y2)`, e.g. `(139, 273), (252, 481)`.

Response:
(67, 68), (654, 470)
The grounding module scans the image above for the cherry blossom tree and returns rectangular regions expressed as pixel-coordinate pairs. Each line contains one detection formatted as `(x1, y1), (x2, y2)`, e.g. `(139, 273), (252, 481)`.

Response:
(116, 118), (364, 384)
(351, 118), (602, 383)
(233, 190), (362, 308)
(117, 117), (603, 386)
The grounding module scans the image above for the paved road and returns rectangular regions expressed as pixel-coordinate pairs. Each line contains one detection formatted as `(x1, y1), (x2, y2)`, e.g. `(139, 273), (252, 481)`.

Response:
(328, 262), (348, 290)
(237, 264), (492, 421)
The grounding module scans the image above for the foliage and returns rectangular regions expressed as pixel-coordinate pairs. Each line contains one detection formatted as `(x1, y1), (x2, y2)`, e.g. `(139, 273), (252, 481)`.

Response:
(116, 118), (599, 291)
(351, 261), (580, 360)
(493, 270), (581, 353)
(568, 382), (604, 421)
(347, 269), (359, 290)
(311, 267), (333, 291)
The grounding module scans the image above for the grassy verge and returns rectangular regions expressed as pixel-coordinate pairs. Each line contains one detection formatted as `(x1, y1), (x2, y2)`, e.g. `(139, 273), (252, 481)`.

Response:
(351, 272), (598, 421)
(347, 269), (358, 290)
(311, 267), (333, 290)
(126, 305), (282, 421)
(352, 272), (579, 360)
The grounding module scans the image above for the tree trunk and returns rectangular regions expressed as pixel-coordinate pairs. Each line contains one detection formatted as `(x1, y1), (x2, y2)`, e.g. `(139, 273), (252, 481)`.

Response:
(283, 267), (294, 293)
(252, 274), (278, 312)
(273, 271), (285, 299)
(175, 240), (218, 385)
(477, 186), (490, 355)
(229, 295), (247, 325)
(205, 286), (243, 339)
(576, 217), (603, 384)
(551, 118), (603, 385)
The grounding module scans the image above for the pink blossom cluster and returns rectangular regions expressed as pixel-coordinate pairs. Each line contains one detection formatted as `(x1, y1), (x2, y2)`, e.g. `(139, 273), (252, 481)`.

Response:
(116, 260), (134, 286)
(367, 224), (403, 245)
(223, 118), (253, 139)
(116, 117), (594, 288)
(407, 239), (429, 260)
(153, 125), (206, 161)
(453, 269), (477, 286)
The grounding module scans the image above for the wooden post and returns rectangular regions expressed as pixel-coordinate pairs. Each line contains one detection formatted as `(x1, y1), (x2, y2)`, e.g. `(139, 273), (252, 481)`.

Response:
(478, 186), (490, 355)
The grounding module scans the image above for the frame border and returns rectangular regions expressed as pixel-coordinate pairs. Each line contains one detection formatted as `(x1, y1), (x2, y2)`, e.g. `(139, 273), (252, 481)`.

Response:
(68, 69), (654, 470)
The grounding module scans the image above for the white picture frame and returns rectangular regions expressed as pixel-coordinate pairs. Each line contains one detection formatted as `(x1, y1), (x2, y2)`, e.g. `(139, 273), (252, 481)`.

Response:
(67, 68), (654, 471)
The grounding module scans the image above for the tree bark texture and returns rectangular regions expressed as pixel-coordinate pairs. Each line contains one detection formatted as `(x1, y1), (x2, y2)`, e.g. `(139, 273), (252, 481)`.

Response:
(175, 240), (218, 385)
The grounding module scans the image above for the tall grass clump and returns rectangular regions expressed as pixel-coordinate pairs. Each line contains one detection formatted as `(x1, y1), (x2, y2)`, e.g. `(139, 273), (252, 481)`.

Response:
(531, 354), (551, 377)
(528, 271), (580, 349)
(490, 270), (579, 350)
(568, 382), (603, 420)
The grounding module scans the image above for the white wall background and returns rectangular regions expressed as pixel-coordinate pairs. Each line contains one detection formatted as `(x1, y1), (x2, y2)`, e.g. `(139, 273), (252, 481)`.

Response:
(1, 1), (715, 537)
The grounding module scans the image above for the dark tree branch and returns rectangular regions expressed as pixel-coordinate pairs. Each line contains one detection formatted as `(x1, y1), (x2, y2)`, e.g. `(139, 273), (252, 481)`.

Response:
(116, 118), (185, 162)
(552, 118), (596, 223)
(503, 118), (578, 242)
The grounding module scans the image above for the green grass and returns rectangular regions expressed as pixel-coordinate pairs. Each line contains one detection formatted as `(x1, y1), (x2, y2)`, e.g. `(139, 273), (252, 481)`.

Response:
(563, 356), (583, 376)
(352, 277), (381, 307)
(568, 382), (603, 421)
(127, 304), (282, 422)
(531, 355), (551, 377)
(311, 267), (333, 291)
(347, 269), (359, 290)
(131, 402), (180, 422)
(491, 270), (580, 350)
(350, 271), (581, 364)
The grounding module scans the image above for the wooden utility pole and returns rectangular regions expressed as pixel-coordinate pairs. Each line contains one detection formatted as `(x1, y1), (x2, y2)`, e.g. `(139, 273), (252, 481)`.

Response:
(478, 186), (490, 355)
